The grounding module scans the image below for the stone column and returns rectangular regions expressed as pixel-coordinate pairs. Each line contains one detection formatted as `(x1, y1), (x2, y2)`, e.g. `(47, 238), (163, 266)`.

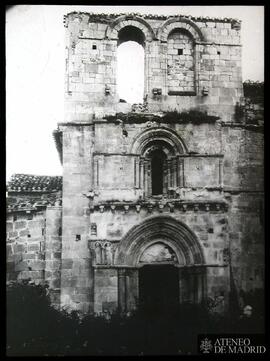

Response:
(118, 268), (126, 314)
(180, 157), (185, 187)
(167, 159), (172, 189)
(176, 156), (181, 188)
(94, 158), (99, 188)
(126, 269), (139, 312)
(147, 160), (151, 196)
(45, 206), (62, 308)
(144, 43), (150, 95)
(144, 159), (149, 197)
(134, 157), (140, 188)
(219, 157), (223, 187)
(173, 157), (177, 189)
(139, 157), (144, 192)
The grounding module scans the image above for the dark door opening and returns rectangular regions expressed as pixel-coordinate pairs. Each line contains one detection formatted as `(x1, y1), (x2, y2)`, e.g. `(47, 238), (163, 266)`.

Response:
(151, 149), (165, 195)
(139, 265), (179, 317)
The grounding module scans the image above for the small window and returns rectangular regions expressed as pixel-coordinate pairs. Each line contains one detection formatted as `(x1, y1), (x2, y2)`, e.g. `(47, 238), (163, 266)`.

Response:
(76, 234), (81, 241)
(58, 227), (62, 236)
(92, 44), (97, 50)
(27, 213), (33, 220)
(13, 214), (17, 221)
(28, 234), (31, 238)
(178, 49), (183, 55)
(217, 51), (221, 55)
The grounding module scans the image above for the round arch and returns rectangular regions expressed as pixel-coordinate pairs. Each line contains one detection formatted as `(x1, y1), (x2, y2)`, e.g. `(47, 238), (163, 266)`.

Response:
(130, 127), (188, 155)
(114, 215), (205, 267)
(105, 15), (155, 42)
(157, 17), (205, 42)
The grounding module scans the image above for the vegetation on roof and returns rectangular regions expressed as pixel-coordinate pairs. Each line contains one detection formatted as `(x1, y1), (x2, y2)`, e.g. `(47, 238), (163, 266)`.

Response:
(103, 109), (219, 124)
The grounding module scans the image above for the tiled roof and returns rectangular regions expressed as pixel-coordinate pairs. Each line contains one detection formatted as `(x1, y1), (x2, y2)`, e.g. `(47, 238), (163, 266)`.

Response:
(7, 174), (62, 193)
(7, 193), (62, 213)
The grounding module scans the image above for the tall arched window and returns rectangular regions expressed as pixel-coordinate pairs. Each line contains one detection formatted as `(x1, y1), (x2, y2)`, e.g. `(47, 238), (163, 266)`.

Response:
(116, 26), (145, 104)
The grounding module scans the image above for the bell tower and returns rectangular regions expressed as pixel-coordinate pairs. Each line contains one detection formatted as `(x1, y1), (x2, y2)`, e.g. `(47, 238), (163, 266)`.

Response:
(54, 12), (263, 316)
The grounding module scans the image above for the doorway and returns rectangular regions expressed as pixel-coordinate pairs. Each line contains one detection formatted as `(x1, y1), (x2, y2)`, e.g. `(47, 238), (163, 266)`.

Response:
(139, 265), (179, 317)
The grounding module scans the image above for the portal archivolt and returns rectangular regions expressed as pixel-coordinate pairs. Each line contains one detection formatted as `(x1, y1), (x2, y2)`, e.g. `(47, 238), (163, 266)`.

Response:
(114, 215), (205, 267)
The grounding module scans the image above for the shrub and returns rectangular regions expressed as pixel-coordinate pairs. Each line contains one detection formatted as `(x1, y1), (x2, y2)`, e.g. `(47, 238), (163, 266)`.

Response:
(243, 81), (264, 103)
(7, 281), (263, 355)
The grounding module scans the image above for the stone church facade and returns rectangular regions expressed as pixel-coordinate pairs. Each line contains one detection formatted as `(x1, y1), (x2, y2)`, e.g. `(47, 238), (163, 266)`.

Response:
(7, 12), (264, 315)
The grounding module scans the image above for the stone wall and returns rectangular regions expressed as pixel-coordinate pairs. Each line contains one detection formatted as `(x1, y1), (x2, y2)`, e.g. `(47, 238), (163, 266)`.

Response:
(6, 193), (62, 308)
(64, 13), (242, 122)
(45, 206), (62, 307)
(60, 124), (93, 312)
(167, 29), (195, 93)
(7, 211), (46, 284)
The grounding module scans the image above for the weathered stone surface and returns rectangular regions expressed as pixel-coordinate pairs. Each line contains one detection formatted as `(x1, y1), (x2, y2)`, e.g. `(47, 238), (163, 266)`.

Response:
(6, 12), (264, 315)
(15, 221), (27, 229)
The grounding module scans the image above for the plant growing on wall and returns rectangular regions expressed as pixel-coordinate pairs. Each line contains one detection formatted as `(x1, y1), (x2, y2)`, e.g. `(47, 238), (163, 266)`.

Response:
(104, 109), (219, 124)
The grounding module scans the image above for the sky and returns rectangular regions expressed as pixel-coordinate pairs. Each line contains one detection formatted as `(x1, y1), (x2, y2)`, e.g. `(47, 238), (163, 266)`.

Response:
(6, 5), (264, 180)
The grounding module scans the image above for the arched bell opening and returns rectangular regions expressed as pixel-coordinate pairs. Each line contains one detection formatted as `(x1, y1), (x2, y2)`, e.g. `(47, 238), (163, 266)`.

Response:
(116, 26), (145, 104)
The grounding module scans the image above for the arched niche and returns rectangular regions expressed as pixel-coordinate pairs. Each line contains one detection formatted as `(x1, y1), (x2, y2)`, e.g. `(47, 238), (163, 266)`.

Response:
(114, 215), (205, 267)
(157, 17), (205, 43)
(167, 28), (196, 94)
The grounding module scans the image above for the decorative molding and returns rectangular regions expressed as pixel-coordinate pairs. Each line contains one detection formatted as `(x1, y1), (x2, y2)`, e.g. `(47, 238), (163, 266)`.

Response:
(157, 17), (205, 42)
(130, 127), (187, 155)
(64, 12), (241, 25)
(114, 215), (205, 266)
(88, 239), (119, 265)
(88, 199), (228, 214)
(105, 15), (156, 41)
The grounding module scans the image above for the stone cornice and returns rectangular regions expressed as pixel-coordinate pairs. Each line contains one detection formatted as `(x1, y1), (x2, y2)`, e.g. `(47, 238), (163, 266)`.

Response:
(223, 188), (264, 194)
(7, 204), (63, 214)
(58, 122), (93, 127)
(90, 199), (228, 213)
(64, 12), (241, 26)
(93, 152), (224, 158)
(220, 122), (264, 132)
(92, 263), (228, 269)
